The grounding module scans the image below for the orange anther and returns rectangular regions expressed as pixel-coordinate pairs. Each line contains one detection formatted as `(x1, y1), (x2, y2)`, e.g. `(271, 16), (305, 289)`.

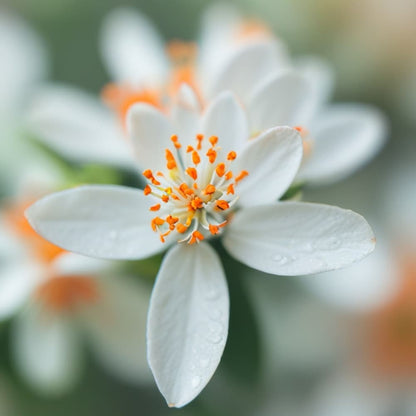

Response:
(204, 184), (216, 195)
(143, 169), (153, 179)
(176, 223), (188, 233)
(227, 151), (237, 161)
(171, 134), (178, 142)
(235, 170), (249, 182)
(179, 183), (194, 196)
(150, 204), (161, 211)
(190, 197), (203, 211)
(162, 195), (169, 203)
(186, 167), (198, 180)
(209, 224), (220, 235)
(165, 149), (177, 170)
(144, 185), (151, 195)
(196, 134), (204, 150)
(189, 230), (204, 244)
(206, 148), (217, 164)
(209, 136), (218, 146)
(166, 215), (179, 230)
(192, 150), (201, 165)
(186, 145), (194, 153)
(216, 200), (230, 211)
(225, 171), (233, 180)
(226, 184), (235, 195)
(151, 217), (165, 231)
(215, 163), (226, 177)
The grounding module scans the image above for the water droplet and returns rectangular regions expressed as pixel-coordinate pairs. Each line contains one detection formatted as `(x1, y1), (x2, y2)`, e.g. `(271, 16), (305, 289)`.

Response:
(191, 376), (201, 388)
(314, 237), (341, 251)
(209, 308), (222, 320)
(204, 287), (219, 300)
(272, 254), (289, 265)
(199, 357), (210, 368)
(209, 322), (223, 334)
(207, 333), (223, 344)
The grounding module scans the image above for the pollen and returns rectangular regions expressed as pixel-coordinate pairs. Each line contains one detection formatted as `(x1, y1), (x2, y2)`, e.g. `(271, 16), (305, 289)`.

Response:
(142, 134), (249, 245)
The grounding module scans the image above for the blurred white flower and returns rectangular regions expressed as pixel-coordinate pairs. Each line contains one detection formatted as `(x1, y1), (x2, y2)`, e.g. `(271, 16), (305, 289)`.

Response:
(28, 4), (386, 186)
(25, 94), (375, 407)
(0, 11), (59, 195)
(0, 195), (151, 395)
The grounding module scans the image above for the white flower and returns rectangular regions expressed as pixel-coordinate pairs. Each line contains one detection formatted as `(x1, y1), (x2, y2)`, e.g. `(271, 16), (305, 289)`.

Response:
(0, 11), (58, 195)
(27, 5), (386, 186)
(0, 197), (151, 395)
(26, 94), (375, 407)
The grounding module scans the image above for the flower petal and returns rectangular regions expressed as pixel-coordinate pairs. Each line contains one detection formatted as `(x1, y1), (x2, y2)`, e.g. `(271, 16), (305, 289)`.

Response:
(127, 103), (174, 171)
(0, 263), (41, 320)
(295, 56), (335, 109)
(223, 202), (375, 276)
(207, 40), (288, 102)
(12, 303), (82, 395)
(0, 12), (48, 113)
(171, 84), (201, 148)
(201, 91), (249, 153)
(233, 127), (303, 206)
(299, 104), (387, 185)
(147, 243), (229, 408)
(302, 240), (398, 311)
(81, 276), (152, 384)
(248, 71), (316, 131)
(27, 84), (133, 167)
(100, 7), (168, 86)
(26, 185), (165, 260)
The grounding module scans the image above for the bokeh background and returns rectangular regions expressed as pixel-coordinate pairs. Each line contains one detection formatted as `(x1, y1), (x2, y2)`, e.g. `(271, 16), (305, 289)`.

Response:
(0, 0), (415, 415)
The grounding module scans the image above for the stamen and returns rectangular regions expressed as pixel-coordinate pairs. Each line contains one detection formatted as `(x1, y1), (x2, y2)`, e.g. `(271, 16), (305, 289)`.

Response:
(235, 170), (249, 183)
(209, 224), (220, 235)
(186, 167), (198, 180)
(196, 134), (204, 150)
(189, 230), (204, 244)
(206, 148), (217, 164)
(216, 200), (230, 211)
(227, 184), (235, 195)
(203, 184), (216, 195)
(165, 149), (177, 170)
(150, 204), (161, 211)
(227, 151), (237, 161)
(176, 223), (188, 233)
(192, 151), (201, 165)
(216, 163), (226, 177)
(209, 136), (218, 147)
(144, 185), (152, 195)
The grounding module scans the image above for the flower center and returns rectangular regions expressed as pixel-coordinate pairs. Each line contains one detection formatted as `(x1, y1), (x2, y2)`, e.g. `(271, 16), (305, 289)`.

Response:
(36, 275), (100, 313)
(143, 134), (248, 244)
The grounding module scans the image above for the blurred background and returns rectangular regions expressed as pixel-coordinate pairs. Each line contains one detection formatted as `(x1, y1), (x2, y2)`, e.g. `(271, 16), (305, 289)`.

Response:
(0, 0), (415, 415)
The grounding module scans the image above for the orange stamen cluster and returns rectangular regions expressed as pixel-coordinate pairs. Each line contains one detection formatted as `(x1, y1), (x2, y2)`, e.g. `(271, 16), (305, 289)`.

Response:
(36, 276), (99, 313)
(101, 83), (162, 126)
(142, 134), (248, 244)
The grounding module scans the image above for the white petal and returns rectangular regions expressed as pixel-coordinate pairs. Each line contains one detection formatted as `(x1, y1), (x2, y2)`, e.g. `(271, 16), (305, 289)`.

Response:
(51, 252), (113, 276)
(26, 185), (165, 260)
(223, 202), (375, 276)
(171, 84), (201, 148)
(0, 12), (48, 113)
(127, 103), (174, 171)
(233, 127), (303, 206)
(299, 104), (387, 185)
(12, 303), (82, 395)
(201, 91), (249, 153)
(27, 84), (133, 167)
(295, 56), (335, 108)
(100, 7), (168, 86)
(0, 262), (42, 320)
(81, 276), (151, 384)
(147, 243), (229, 408)
(248, 71), (316, 131)
(207, 40), (288, 102)
(302, 241), (399, 311)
